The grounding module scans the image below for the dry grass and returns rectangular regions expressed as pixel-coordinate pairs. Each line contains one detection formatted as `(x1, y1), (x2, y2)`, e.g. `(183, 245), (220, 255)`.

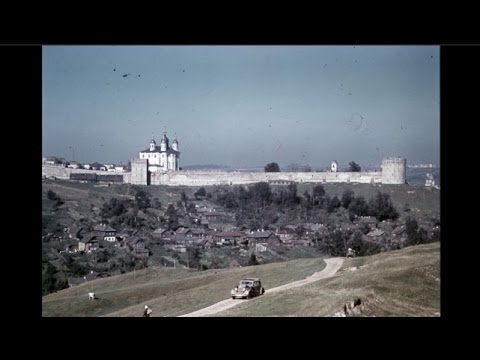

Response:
(42, 257), (327, 317)
(214, 242), (440, 317)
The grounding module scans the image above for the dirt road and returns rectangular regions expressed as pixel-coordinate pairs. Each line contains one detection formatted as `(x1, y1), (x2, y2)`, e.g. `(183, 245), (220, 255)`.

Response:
(179, 257), (344, 317)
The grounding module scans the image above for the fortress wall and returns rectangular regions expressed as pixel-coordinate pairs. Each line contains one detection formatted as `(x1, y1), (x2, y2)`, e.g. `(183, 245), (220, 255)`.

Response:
(42, 165), (126, 180)
(42, 165), (72, 179)
(149, 171), (382, 186)
(43, 165), (392, 187)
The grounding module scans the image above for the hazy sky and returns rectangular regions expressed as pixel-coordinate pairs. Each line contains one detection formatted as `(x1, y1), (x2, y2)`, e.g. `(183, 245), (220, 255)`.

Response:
(42, 46), (439, 169)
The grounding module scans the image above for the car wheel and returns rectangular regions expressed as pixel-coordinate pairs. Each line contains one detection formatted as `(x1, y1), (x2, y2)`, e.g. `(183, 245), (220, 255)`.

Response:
(232, 296), (235, 299)
(261, 288), (265, 295)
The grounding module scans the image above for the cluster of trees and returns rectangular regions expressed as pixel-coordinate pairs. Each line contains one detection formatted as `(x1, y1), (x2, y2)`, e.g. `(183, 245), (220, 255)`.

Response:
(214, 182), (398, 230)
(99, 189), (169, 229)
(405, 217), (432, 246)
(314, 229), (381, 257)
(264, 161), (363, 173)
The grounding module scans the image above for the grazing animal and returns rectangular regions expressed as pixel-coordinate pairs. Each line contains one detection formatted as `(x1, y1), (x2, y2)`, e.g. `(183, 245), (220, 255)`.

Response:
(88, 292), (95, 300)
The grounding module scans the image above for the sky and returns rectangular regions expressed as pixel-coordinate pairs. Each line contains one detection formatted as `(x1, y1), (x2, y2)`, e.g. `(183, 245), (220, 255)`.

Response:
(42, 46), (439, 169)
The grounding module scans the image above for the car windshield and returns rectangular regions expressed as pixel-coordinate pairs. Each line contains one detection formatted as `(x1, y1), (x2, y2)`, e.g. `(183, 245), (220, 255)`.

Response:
(240, 280), (253, 287)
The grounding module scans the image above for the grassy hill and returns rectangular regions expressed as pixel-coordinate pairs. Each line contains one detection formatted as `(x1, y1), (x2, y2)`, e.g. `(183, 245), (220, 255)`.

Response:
(42, 257), (327, 317)
(42, 242), (439, 317)
(215, 242), (440, 317)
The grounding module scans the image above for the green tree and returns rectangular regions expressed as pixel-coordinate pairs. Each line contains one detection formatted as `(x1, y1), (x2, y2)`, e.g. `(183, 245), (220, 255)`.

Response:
(341, 189), (355, 208)
(194, 187), (207, 199)
(135, 189), (151, 211)
(348, 196), (368, 218)
(187, 246), (202, 269)
(368, 192), (399, 221)
(349, 161), (361, 172)
(327, 195), (341, 213)
(181, 191), (188, 205)
(312, 184), (326, 207)
(264, 162), (280, 172)
(165, 204), (179, 230)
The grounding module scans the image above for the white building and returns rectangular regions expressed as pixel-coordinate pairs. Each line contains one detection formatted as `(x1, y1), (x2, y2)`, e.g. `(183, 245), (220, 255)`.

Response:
(139, 132), (180, 172)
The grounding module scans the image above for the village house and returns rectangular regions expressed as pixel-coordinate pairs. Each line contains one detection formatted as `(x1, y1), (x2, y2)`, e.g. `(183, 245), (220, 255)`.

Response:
(125, 236), (149, 258)
(255, 243), (268, 252)
(377, 220), (395, 232)
(65, 243), (78, 253)
(93, 224), (117, 242)
(190, 228), (207, 238)
(392, 224), (406, 237)
(391, 224), (407, 246)
(354, 216), (378, 227)
(213, 231), (244, 246)
(175, 227), (192, 237)
(275, 229), (290, 241)
(43, 156), (65, 165)
(246, 231), (281, 247)
(78, 235), (99, 253)
(152, 228), (175, 240)
(366, 229), (386, 243)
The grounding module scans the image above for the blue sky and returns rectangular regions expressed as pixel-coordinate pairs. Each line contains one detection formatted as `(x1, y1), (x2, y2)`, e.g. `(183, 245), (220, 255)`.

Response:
(42, 45), (439, 169)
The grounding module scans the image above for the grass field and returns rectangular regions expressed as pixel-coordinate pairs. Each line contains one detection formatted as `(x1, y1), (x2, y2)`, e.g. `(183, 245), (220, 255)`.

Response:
(42, 257), (327, 317)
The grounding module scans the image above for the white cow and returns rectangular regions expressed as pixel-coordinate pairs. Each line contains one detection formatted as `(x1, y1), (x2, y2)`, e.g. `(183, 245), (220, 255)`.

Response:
(88, 292), (95, 300)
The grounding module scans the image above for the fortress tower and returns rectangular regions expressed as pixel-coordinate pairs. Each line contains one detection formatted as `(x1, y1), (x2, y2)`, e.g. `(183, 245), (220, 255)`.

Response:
(381, 157), (406, 184)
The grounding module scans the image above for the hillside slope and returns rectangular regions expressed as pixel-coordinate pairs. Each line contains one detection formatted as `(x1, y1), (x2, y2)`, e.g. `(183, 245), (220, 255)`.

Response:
(42, 242), (439, 317)
(214, 242), (440, 317)
(42, 257), (327, 317)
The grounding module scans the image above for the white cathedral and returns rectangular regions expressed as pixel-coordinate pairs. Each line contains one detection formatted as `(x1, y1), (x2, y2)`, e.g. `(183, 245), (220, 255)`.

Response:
(139, 132), (180, 172)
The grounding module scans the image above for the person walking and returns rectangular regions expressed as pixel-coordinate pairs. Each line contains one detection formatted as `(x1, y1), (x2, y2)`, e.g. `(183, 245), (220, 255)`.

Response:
(143, 305), (152, 317)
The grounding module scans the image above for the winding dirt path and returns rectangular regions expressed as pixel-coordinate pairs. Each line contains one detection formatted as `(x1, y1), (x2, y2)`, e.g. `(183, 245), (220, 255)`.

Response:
(179, 257), (344, 317)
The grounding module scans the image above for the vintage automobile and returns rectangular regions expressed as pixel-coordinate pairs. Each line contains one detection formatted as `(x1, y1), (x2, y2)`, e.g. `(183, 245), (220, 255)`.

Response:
(231, 278), (265, 299)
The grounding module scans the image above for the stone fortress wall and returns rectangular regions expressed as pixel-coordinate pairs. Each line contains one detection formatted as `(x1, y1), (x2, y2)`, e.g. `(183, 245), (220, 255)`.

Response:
(42, 165), (112, 179)
(150, 170), (383, 186)
(43, 157), (407, 186)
